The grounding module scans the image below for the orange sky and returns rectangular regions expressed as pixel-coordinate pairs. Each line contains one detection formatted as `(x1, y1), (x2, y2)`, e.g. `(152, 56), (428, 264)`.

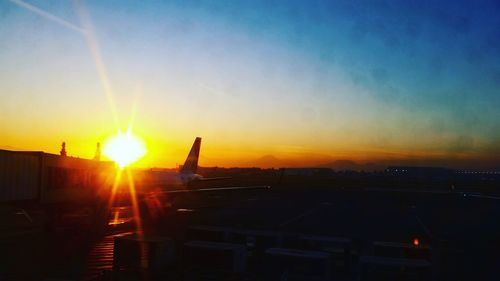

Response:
(1, 1), (500, 170)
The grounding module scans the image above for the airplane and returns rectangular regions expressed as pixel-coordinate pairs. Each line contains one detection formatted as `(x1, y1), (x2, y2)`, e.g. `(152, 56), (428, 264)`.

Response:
(137, 137), (271, 193)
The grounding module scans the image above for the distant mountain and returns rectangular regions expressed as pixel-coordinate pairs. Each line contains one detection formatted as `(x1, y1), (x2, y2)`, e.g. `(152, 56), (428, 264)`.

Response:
(253, 155), (284, 168)
(320, 159), (383, 171)
(251, 156), (384, 171)
(233, 154), (499, 171)
(252, 155), (325, 168)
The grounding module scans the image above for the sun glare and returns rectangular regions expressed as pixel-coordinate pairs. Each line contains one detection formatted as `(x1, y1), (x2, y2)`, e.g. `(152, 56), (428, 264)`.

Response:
(103, 131), (146, 168)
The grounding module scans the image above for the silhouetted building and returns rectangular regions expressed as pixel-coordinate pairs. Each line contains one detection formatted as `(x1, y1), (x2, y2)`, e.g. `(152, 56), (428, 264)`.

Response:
(0, 149), (114, 203)
(60, 142), (67, 156)
(93, 142), (101, 161)
(386, 166), (452, 179)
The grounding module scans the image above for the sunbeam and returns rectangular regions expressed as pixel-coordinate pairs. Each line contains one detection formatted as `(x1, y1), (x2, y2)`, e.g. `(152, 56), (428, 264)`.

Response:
(125, 168), (147, 273)
(107, 168), (123, 210)
(126, 169), (143, 235)
(73, 0), (121, 130)
(8, 0), (121, 131)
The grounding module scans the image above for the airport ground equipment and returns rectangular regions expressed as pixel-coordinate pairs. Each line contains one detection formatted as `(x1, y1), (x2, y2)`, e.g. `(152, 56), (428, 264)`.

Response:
(186, 225), (234, 242)
(295, 234), (354, 279)
(371, 241), (431, 260)
(358, 240), (432, 280)
(113, 234), (175, 273)
(183, 240), (247, 280)
(264, 248), (331, 281)
(358, 255), (431, 281)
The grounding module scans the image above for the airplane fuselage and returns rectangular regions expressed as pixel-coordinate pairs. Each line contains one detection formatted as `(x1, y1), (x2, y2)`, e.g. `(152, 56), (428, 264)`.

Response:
(149, 170), (203, 187)
(132, 137), (269, 195)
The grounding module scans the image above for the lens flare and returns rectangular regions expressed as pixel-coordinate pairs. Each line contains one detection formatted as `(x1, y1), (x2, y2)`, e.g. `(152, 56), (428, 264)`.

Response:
(103, 131), (146, 168)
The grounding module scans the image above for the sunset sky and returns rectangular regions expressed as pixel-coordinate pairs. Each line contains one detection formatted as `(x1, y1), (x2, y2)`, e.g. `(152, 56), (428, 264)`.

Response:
(1, 0), (499, 169)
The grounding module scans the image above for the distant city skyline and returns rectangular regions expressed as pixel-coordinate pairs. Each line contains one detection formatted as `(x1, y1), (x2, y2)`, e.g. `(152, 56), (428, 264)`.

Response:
(1, 1), (499, 169)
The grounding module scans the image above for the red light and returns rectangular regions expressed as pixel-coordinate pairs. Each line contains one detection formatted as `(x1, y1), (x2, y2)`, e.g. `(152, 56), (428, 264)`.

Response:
(413, 238), (420, 247)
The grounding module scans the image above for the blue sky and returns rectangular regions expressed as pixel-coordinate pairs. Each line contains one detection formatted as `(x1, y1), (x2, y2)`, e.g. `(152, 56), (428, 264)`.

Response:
(1, 0), (499, 168)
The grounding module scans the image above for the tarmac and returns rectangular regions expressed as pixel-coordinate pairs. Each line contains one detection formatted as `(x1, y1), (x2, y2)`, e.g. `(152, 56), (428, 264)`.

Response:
(2, 185), (500, 280)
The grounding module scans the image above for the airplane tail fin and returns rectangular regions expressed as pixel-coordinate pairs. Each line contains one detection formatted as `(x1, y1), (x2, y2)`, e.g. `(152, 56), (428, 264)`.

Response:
(181, 137), (201, 174)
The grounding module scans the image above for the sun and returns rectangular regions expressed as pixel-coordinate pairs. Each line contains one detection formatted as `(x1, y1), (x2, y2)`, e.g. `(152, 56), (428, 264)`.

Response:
(103, 130), (146, 168)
